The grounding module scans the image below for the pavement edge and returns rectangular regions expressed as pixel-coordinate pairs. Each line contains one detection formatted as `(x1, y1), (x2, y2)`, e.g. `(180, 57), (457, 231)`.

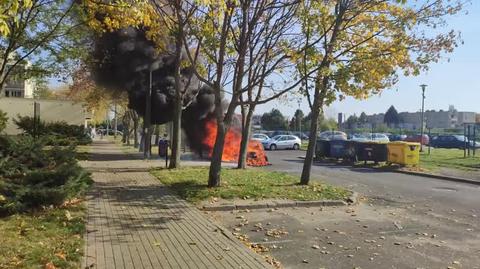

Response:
(201, 191), (359, 211)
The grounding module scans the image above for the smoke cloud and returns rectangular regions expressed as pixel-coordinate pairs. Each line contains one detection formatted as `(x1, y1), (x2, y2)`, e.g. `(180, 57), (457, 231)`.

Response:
(92, 27), (217, 148)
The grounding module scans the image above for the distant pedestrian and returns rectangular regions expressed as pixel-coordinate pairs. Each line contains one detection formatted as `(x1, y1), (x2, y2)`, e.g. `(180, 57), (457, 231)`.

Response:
(90, 126), (96, 139)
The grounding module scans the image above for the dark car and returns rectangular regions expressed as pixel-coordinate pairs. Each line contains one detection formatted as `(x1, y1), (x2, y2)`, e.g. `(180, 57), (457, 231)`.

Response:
(405, 134), (429, 145)
(388, 134), (407, 141)
(430, 135), (480, 149)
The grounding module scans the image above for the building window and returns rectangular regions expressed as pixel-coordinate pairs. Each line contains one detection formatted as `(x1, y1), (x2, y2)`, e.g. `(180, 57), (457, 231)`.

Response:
(5, 90), (9, 97)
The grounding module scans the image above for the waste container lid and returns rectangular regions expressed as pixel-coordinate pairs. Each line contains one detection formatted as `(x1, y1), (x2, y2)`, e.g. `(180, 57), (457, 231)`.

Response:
(360, 141), (388, 145)
(389, 141), (420, 146)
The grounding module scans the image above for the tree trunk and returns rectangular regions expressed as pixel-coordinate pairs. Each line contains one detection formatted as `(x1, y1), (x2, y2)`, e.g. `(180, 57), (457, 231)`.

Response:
(237, 106), (254, 169)
(169, 23), (184, 169)
(154, 124), (160, 145)
(139, 122), (145, 152)
(121, 113), (129, 144)
(143, 71), (152, 159)
(169, 97), (182, 168)
(126, 127), (131, 146)
(300, 78), (328, 185)
(133, 112), (139, 148)
(208, 115), (227, 187)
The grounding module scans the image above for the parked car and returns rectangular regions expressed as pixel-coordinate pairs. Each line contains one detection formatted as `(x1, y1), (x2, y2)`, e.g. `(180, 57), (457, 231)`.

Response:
(405, 134), (430, 145)
(430, 135), (480, 149)
(97, 128), (123, 136)
(350, 133), (389, 143)
(262, 135), (302, 150)
(350, 133), (370, 142)
(251, 133), (270, 142)
(388, 134), (407, 141)
(270, 130), (293, 137)
(292, 131), (309, 140)
(318, 131), (347, 141)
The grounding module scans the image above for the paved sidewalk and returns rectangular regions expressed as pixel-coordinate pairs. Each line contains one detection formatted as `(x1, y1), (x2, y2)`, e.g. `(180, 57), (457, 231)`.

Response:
(81, 140), (270, 269)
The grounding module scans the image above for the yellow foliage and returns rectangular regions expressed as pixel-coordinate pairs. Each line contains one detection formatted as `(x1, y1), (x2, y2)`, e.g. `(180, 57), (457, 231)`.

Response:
(82, 0), (168, 51)
(0, 0), (33, 36)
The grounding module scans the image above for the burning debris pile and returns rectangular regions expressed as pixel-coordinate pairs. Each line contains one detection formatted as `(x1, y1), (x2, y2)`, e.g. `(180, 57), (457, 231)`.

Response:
(92, 27), (269, 166)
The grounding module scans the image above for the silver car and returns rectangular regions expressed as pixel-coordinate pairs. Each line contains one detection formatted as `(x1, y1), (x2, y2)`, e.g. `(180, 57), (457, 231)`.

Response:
(262, 135), (302, 150)
(351, 133), (389, 143)
(251, 133), (270, 142)
(318, 131), (348, 141)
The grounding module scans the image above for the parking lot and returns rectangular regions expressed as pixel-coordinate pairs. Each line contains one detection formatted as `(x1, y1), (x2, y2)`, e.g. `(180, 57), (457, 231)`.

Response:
(207, 149), (480, 268)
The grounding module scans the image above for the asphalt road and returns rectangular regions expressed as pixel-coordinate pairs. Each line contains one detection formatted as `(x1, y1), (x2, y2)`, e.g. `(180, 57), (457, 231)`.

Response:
(265, 149), (480, 217)
(209, 149), (480, 268)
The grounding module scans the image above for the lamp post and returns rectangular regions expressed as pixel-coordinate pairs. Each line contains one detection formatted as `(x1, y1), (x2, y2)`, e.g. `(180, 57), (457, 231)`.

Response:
(297, 99), (302, 134)
(420, 84), (427, 151)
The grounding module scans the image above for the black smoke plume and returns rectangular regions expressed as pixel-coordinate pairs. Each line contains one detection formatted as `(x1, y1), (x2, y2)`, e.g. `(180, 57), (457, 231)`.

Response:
(92, 27), (216, 149)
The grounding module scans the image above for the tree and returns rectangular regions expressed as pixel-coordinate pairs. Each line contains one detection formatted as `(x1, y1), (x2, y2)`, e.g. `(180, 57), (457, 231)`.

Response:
(232, 0), (300, 169)
(149, 0), (200, 168)
(181, 2), (235, 187)
(384, 105), (400, 127)
(0, 1), (33, 37)
(289, 117), (297, 131)
(345, 114), (358, 129)
(294, 109), (304, 131)
(0, 0), (82, 95)
(297, 0), (462, 185)
(33, 80), (54, 99)
(358, 112), (368, 124)
(261, 109), (287, 131)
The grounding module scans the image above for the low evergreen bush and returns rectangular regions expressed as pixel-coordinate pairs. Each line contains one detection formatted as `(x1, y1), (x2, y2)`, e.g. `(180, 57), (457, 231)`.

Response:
(0, 136), (92, 216)
(13, 116), (92, 145)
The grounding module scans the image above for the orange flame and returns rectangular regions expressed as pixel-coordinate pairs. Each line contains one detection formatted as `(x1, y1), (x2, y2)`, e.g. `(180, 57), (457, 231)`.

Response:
(202, 119), (269, 166)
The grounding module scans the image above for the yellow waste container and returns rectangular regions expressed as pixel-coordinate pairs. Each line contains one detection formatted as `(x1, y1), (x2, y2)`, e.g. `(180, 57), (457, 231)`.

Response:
(387, 141), (420, 166)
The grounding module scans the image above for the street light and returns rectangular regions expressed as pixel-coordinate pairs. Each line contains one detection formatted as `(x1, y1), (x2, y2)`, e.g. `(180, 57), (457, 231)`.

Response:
(420, 84), (427, 152)
(297, 99), (302, 134)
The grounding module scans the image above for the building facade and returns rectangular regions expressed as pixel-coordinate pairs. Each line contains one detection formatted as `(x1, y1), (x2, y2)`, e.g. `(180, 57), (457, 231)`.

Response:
(1, 59), (36, 98)
(361, 105), (475, 130)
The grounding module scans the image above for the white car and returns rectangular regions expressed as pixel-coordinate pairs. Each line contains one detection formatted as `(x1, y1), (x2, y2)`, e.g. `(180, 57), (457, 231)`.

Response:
(351, 133), (390, 143)
(262, 135), (302, 150)
(251, 133), (270, 142)
(318, 131), (347, 141)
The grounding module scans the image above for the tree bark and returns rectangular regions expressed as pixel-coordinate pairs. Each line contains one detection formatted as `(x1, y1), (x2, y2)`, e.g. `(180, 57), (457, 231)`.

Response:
(208, 107), (227, 187)
(133, 111), (139, 148)
(154, 124), (160, 146)
(237, 106), (254, 169)
(300, 78), (328, 185)
(207, 6), (234, 187)
(169, 18), (184, 169)
(169, 97), (182, 168)
(143, 72), (152, 159)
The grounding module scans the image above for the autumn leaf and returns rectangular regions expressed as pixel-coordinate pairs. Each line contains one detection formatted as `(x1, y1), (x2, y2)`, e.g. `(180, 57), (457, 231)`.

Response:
(45, 262), (57, 269)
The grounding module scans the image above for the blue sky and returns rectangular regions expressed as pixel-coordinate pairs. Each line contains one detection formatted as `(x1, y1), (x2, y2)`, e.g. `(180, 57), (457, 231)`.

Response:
(256, 1), (480, 119)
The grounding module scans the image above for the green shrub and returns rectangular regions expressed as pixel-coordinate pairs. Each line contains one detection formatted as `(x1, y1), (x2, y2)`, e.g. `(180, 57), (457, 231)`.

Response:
(13, 116), (92, 145)
(0, 109), (7, 133)
(0, 136), (92, 216)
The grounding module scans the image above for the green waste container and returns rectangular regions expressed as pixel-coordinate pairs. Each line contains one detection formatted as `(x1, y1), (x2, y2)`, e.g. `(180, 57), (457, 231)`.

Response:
(315, 140), (330, 159)
(356, 142), (388, 164)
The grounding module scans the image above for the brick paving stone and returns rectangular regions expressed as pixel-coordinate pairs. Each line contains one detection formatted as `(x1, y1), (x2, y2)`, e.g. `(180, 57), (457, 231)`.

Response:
(82, 140), (271, 269)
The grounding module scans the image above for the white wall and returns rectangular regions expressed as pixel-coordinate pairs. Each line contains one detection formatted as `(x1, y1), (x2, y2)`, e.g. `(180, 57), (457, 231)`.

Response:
(0, 98), (87, 134)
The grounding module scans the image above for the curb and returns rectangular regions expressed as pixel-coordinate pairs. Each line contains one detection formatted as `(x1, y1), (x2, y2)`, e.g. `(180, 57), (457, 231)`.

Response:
(392, 169), (480, 186)
(201, 192), (358, 211)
